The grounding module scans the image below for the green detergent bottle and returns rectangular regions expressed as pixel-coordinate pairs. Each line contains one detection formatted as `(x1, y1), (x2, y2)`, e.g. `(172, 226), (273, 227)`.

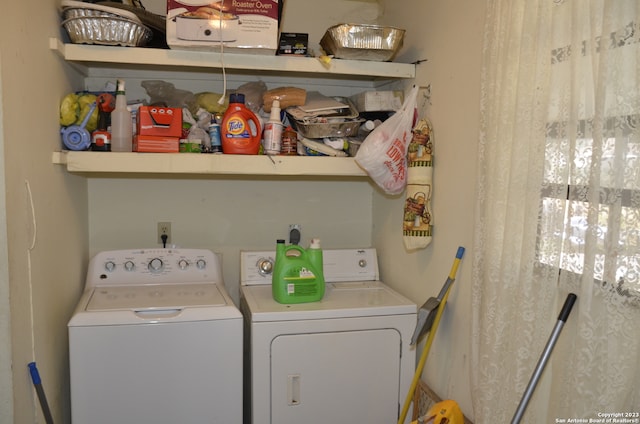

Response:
(272, 238), (325, 304)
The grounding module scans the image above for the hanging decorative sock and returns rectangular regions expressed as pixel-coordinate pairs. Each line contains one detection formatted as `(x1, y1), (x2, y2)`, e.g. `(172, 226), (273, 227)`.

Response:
(403, 118), (434, 250)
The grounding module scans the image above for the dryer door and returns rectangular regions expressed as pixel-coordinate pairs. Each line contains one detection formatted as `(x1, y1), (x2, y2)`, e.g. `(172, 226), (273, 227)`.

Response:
(271, 328), (401, 424)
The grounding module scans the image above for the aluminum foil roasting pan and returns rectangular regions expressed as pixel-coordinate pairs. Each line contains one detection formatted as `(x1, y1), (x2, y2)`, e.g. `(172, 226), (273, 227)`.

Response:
(62, 16), (153, 47)
(61, 0), (142, 23)
(287, 97), (364, 138)
(320, 23), (405, 62)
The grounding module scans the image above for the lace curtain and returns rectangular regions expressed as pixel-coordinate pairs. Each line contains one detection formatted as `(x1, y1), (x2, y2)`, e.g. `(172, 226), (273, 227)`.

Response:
(471, 0), (640, 421)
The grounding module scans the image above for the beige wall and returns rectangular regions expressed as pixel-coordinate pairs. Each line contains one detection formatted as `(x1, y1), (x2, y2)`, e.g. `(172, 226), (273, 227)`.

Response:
(376, 0), (485, 418)
(1, 0), (485, 422)
(88, 178), (374, 304)
(0, 49), (12, 423)
(1, 0), (90, 423)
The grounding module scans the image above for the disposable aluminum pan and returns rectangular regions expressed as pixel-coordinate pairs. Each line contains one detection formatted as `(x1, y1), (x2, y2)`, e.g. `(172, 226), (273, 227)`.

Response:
(63, 7), (125, 20)
(292, 118), (364, 139)
(288, 97), (364, 138)
(62, 16), (152, 47)
(320, 23), (405, 62)
(61, 2), (142, 23)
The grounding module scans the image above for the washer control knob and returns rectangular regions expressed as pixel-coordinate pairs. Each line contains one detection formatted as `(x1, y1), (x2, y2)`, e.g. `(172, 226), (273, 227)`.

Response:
(105, 261), (116, 272)
(148, 258), (164, 273)
(124, 261), (135, 271)
(196, 259), (206, 270)
(178, 259), (189, 270)
(257, 258), (273, 275)
(358, 259), (367, 268)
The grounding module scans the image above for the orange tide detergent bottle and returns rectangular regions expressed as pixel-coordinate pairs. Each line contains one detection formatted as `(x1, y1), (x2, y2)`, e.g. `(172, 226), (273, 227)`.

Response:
(221, 93), (262, 154)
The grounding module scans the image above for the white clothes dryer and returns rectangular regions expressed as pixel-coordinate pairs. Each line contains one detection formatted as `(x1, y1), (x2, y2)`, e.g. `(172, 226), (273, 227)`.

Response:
(68, 249), (243, 424)
(240, 248), (417, 424)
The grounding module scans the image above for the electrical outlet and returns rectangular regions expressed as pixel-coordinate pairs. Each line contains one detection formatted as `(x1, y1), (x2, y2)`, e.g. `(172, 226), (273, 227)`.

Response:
(289, 224), (301, 244)
(157, 222), (171, 244)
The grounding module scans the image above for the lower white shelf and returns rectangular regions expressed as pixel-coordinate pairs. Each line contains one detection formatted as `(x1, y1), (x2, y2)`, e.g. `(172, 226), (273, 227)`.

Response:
(52, 151), (368, 177)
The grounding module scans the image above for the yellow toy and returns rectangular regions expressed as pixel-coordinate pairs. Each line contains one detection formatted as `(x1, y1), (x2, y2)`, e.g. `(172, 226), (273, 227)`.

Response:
(60, 92), (98, 132)
(412, 399), (464, 424)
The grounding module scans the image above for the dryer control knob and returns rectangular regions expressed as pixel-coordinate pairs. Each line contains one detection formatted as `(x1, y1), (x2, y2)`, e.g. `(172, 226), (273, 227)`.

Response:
(105, 261), (116, 272)
(258, 258), (273, 275)
(196, 259), (206, 269)
(178, 259), (189, 270)
(124, 261), (135, 271)
(148, 258), (164, 273)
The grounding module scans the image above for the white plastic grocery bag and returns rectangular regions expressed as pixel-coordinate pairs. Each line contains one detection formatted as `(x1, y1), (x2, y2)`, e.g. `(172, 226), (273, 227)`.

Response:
(355, 85), (419, 195)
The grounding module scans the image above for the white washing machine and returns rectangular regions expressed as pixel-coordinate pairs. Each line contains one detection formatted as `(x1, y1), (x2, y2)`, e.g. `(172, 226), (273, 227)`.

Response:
(68, 248), (243, 424)
(240, 248), (417, 424)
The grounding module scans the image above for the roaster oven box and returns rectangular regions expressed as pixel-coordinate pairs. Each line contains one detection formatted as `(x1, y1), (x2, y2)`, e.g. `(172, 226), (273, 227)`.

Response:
(137, 106), (182, 138)
(166, 0), (282, 54)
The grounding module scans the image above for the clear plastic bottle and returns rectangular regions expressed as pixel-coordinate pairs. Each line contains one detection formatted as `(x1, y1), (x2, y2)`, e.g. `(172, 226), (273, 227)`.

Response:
(110, 79), (133, 152)
(263, 99), (283, 155)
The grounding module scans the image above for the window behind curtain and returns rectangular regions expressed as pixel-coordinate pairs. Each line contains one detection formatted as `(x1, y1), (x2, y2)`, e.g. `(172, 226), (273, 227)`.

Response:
(537, 17), (640, 303)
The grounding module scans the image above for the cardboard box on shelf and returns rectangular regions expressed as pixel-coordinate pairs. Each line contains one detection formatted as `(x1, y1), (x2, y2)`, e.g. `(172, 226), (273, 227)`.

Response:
(133, 135), (180, 153)
(352, 90), (404, 112)
(278, 32), (308, 56)
(167, 0), (283, 55)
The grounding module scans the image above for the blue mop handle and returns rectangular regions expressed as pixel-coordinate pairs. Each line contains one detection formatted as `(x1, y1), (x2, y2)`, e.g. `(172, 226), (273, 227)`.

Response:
(28, 362), (41, 385)
(28, 362), (54, 424)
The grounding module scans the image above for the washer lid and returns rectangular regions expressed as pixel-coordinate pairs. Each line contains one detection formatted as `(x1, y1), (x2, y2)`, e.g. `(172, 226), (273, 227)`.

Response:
(86, 283), (228, 311)
(242, 280), (416, 322)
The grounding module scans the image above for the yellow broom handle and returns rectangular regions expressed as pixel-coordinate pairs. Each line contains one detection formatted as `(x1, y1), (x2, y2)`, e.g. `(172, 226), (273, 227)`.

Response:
(398, 249), (464, 424)
(398, 284), (453, 424)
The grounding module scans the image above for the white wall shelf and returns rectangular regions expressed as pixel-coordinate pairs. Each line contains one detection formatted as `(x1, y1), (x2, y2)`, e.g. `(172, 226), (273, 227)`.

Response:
(52, 151), (368, 177)
(50, 38), (416, 80)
